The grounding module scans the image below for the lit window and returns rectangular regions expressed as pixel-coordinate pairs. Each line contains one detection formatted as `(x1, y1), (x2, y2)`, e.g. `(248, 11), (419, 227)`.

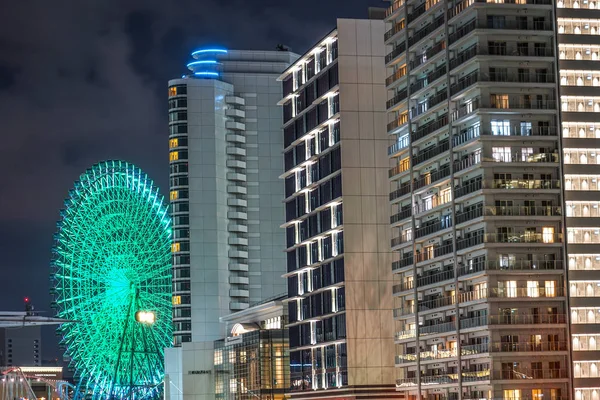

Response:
(491, 119), (511, 135)
(170, 151), (179, 162)
(170, 191), (179, 201)
(527, 281), (540, 297)
(214, 350), (223, 365)
(491, 94), (509, 108)
(493, 147), (512, 162)
(399, 157), (410, 172)
(543, 227), (555, 243)
(169, 87), (177, 97)
(172, 296), (181, 305)
(504, 389), (521, 400)
(169, 138), (179, 149)
(545, 281), (556, 297)
(172, 243), (181, 253)
(503, 280), (517, 297)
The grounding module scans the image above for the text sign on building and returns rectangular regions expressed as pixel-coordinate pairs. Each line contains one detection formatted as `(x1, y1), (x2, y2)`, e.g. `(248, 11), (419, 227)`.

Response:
(188, 370), (212, 375)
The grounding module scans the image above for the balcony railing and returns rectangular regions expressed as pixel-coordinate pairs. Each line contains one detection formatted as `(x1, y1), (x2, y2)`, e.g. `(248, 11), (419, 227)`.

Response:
(489, 313), (566, 325)
(491, 369), (568, 380)
(391, 208), (412, 224)
(386, 67), (408, 86)
(449, 19), (553, 45)
(415, 219), (452, 238)
(491, 341), (568, 353)
(491, 179), (561, 189)
(385, 42), (407, 64)
(388, 136), (409, 156)
(410, 41), (446, 69)
(455, 179), (482, 198)
(385, 21), (406, 41)
(489, 286), (565, 298)
(408, 14), (445, 47)
(396, 371), (490, 387)
(451, 97), (480, 122)
(448, 0), (552, 21)
(411, 114), (449, 142)
(387, 88), (408, 109)
(390, 182), (411, 201)
(386, 0), (405, 17)
(458, 259), (563, 276)
(487, 152), (559, 164)
(456, 206), (483, 224)
(450, 44), (554, 71)
(413, 140), (450, 166)
(410, 91), (448, 119)
(391, 232), (413, 247)
(457, 232), (563, 249)
(416, 242), (453, 263)
(453, 126), (558, 146)
(392, 256), (414, 272)
(414, 165), (451, 190)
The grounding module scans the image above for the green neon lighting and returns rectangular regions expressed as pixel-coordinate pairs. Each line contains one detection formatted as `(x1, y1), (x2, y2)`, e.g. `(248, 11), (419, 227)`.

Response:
(50, 160), (172, 400)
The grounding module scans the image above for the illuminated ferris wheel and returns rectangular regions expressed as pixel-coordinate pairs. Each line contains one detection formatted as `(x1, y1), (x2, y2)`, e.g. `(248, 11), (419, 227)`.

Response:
(50, 160), (172, 399)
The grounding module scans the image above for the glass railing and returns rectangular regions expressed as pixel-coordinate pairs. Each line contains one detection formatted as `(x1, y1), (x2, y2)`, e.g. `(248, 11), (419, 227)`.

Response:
(489, 287), (564, 298)
(568, 228), (600, 244)
(491, 341), (568, 353)
(450, 44), (554, 71)
(491, 179), (561, 189)
(489, 313), (566, 325)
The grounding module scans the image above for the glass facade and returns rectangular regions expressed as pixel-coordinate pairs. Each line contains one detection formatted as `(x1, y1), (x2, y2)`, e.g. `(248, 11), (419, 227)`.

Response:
(281, 33), (349, 393)
(214, 329), (289, 400)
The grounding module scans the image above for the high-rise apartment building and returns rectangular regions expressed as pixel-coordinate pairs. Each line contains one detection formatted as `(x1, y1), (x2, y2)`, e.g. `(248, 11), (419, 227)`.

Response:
(385, 1), (571, 399)
(167, 48), (297, 345)
(165, 48), (296, 400)
(557, 1), (600, 398)
(280, 19), (402, 400)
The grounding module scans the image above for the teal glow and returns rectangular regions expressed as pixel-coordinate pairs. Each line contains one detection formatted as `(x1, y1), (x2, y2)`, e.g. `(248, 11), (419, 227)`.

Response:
(51, 160), (172, 400)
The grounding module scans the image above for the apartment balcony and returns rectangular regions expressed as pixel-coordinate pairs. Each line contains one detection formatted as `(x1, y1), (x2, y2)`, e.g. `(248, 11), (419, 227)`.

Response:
(227, 198), (247, 207)
(396, 371), (490, 387)
(408, 14), (445, 48)
(227, 211), (248, 220)
(227, 172), (247, 182)
(447, 0), (553, 22)
(491, 369), (568, 381)
(226, 121), (246, 131)
(392, 256), (414, 273)
(410, 91), (448, 120)
(413, 165), (451, 191)
(390, 208), (412, 225)
(227, 184), (247, 195)
(385, 20), (406, 43)
(413, 140), (450, 167)
(456, 232), (563, 251)
(411, 114), (449, 143)
(230, 301), (249, 311)
(225, 108), (245, 119)
(488, 286), (566, 299)
(454, 179), (483, 199)
(225, 96), (245, 106)
(415, 219), (452, 239)
(458, 259), (563, 277)
(490, 179), (561, 190)
(390, 182), (411, 201)
(228, 237), (248, 246)
(450, 72), (555, 97)
(409, 41), (446, 70)
(229, 289), (249, 298)
(228, 249), (248, 259)
(389, 164), (410, 179)
(226, 133), (245, 144)
(387, 114), (408, 133)
(227, 146), (246, 157)
(387, 88), (408, 110)
(386, 66), (408, 88)
(226, 159), (247, 169)
(394, 268), (454, 294)
(385, 42), (407, 65)
(229, 262), (249, 272)
(391, 232), (413, 248)
(451, 97), (480, 122)
(490, 341), (568, 353)
(450, 44), (555, 72)
(452, 125), (558, 148)
(385, 0), (405, 19)
(449, 20), (554, 46)
(228, 222), (248, 233)
(388, 136), (410, 157)
(229, 275), (249, 285)
(416, 242), (454, 263)
(410, 66), (448, 98)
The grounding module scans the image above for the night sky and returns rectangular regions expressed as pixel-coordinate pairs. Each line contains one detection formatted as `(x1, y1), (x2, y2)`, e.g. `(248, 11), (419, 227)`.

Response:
(0, 0), (384, 362)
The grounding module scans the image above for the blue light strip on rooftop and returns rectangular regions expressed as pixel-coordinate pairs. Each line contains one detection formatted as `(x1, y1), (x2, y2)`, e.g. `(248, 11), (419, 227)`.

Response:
(194, 72), (219, 77)
(191, 48), (228, 56)
(187, 60), (218, 68)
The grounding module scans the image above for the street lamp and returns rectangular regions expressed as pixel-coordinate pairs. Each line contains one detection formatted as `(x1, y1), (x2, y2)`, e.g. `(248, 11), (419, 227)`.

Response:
(135, 311), (155, 325)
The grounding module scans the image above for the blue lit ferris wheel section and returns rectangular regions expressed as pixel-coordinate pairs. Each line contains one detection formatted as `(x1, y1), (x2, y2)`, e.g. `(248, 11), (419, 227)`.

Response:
(186, 48), (228, 78)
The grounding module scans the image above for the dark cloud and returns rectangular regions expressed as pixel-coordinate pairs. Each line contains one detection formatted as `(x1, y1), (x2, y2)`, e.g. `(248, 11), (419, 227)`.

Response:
(0, 0), (385, 361)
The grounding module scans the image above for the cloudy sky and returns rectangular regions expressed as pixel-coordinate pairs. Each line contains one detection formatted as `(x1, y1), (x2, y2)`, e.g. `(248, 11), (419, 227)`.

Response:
(0, 0), (384, 360)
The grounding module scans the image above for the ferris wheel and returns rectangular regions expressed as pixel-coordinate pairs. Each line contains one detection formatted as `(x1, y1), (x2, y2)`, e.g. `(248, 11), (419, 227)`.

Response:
(50, 160), (173, 399)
